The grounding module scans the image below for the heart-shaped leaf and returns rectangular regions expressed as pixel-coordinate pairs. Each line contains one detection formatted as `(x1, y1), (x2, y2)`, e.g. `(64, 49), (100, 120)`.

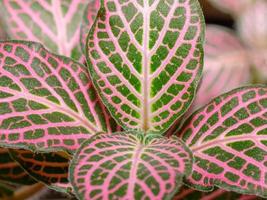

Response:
(80, 0), (100, 54)
(0, 41), (114, 153)
(0, 148), (36, 185)
(86, 0), (205, 134)
(180, 86), (267, 197)
(193, 25), (250, 109)
(0, 0), (87, 61)
(9, 149), (71, 193)
(70, 131), (192, 200)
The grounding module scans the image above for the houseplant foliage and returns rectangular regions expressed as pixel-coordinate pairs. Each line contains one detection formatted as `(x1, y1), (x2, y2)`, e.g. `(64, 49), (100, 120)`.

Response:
(0, 0), (266, 200)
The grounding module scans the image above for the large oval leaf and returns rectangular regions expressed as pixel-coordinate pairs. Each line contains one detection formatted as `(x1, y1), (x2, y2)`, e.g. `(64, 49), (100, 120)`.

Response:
(0, 148), (36, 185)
(0, 0), (87, 61)
(193, 25), (250, 109)
(0, 41), (114, 153)
(180, 86), (267, 197)
(86, 0), (205, 134)
(70, 131), (192, 200)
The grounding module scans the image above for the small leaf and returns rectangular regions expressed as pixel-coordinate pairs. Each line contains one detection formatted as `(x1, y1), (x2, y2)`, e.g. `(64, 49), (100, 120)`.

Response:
(80, 0), (100, 53)
(9, 149), (71, 193)
(70, 131), (192, 200)
(0, 148), (36, 185)
(0, 0), (87, 61)
(0, 41), (113, 153)
(193, 25), (250, 109)
(180, 86), (267, 197)
(86, 0), (205, 133)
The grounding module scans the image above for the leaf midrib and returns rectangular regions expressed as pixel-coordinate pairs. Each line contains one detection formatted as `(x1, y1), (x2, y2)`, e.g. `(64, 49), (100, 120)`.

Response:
(191, 134), (267, 152)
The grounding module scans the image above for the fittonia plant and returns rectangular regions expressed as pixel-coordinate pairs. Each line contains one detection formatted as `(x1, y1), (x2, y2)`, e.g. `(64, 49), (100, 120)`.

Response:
(0, 0), (266, 199)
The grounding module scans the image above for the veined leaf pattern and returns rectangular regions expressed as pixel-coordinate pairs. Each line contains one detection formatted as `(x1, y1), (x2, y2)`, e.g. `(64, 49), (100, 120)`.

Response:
(70, 131), (192, 200)
(0, 41), (114, 153)
(86, 0), (205, 134)
(0, 148), (36, 185)
(180, 86), (267, 198)
(0, 0), (87, 61)
(9, 149), (71, 193)
(80, 0), (100, 54)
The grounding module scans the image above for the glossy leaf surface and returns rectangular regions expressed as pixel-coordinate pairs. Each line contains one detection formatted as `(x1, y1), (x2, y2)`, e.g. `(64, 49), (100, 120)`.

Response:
(86, 0), (205, 133)
(180, 86), (267, 197)
(70, 131), (192, 200)
(0, 41), (113, 153)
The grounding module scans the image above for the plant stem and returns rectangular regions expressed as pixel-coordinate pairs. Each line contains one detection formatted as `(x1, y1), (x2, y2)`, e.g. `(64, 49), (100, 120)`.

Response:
(1, 183), (44, 200)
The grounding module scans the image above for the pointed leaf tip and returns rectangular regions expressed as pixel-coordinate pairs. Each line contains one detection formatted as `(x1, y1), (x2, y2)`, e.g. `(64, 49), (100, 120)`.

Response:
(86, 0), (205, 134)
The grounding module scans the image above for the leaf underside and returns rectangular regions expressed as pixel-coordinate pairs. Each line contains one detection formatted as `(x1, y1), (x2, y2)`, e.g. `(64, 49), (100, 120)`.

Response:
(0, 148), (35, 185)
(0, 0), (87, 61)
(0, 41), (114, 153)
(70, 131), (192, 200)
(180, 86), (267, 198)
(9, 149), (71, 193)
(86, 0), (204, 134)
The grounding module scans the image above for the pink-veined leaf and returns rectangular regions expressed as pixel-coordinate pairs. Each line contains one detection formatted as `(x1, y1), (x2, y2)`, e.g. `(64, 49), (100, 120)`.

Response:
(69, 131), (192, 200)
(237, 1), (267, 50)
(9, 149), (72, 193)
(207, 0), (252, 16)
(0, 0), (87, 61)
(0, 41), (115, 153)
(86, 0), (205, 134)
(0, 148), (36, 185)
(0, 22), (7, 40)
(80, 0), (100, 54)
(179, 86), (267, 198)
(174, 186), (261, 200)
(192, 25), (250, 109)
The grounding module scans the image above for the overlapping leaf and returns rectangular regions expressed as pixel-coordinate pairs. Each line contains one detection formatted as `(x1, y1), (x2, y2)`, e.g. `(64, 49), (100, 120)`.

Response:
(86, 0), (205, 133)
(70, 131), (192, 200)
(80, 0), (100, 53)
(0, 148), (35, 185)
(0, 0), (87, 61)
(0, 41), (114, 153)
(180, 86), (267, 197)
(9, 149), (71, 193)
(193, 25), (250, 109)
